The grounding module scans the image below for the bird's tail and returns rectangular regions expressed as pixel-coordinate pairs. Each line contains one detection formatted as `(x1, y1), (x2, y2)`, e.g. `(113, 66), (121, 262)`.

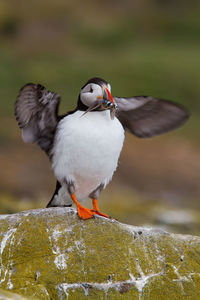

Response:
(46, 181), (72, 207)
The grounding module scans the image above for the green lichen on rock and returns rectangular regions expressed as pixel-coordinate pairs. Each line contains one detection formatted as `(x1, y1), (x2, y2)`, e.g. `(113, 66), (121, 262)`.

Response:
(0, 208), (200, 299)
(0, 288), (30, 299)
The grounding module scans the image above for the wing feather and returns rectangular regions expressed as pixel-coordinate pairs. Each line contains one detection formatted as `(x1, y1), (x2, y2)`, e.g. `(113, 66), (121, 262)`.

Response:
(15, 83), (60, 153)
(114, 96), (189, 138)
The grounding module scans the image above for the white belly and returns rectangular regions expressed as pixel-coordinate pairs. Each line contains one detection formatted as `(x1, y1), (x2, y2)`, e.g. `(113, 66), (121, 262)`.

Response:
(51, 110), (124, 201)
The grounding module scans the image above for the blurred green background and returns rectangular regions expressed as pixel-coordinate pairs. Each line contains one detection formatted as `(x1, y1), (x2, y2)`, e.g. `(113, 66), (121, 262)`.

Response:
(0, 0), (200, 234)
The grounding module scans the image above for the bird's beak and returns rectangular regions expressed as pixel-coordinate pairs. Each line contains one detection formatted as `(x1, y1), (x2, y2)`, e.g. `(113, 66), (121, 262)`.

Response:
(103, 87), (114, 104)
(103, 87), (117, 120)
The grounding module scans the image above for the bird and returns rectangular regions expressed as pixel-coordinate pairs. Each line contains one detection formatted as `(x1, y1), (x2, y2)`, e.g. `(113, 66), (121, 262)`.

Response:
(15, 77), (189, 220)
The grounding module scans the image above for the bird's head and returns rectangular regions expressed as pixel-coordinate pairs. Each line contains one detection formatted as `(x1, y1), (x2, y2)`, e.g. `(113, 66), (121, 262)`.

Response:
(78, 77), (117, 119)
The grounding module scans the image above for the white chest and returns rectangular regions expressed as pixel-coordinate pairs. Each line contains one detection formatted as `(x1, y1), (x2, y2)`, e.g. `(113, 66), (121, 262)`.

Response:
(51, 110), (124, 199)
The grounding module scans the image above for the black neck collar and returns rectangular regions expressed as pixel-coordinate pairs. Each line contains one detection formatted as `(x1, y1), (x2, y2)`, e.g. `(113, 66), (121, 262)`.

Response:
(76, 95), (89, 111)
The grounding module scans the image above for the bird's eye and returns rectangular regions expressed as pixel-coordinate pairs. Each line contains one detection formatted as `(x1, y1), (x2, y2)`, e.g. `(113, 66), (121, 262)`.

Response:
(90, 87), (93, 93)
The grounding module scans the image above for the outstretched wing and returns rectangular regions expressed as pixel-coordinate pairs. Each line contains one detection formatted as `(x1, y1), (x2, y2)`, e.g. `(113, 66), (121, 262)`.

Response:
(114, 96), (189, 138)
(15, 83), (60, 153)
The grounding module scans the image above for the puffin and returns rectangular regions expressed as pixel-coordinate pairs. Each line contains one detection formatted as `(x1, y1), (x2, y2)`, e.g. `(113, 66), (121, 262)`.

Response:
(15, 77), (189, 219)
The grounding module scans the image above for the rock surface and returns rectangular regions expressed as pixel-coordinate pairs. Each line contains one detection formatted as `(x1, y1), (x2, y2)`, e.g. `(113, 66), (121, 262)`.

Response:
(0, 208), (200, 299)
(0, 288), (29, 299)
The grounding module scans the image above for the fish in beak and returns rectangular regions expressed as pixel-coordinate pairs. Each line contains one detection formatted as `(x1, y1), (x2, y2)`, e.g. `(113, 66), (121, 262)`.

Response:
(81, 87), (117, 120)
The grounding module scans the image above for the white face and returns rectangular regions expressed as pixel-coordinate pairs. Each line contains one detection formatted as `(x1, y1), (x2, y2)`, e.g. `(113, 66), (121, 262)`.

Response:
(80, 83), (111, 107)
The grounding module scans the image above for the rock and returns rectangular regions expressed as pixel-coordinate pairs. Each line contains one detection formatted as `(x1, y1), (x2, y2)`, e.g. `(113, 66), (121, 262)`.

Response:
(0, 208), (200, 299)
(0, 288), (30, 299)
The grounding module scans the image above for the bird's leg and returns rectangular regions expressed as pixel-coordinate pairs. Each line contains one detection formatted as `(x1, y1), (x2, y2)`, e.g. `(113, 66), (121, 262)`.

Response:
(89, 184), (110, 218)
(92, 198), (110, 218)
(70, 193), (95, 220)
(92, 198), (99, 211)
(67, 181), (95, 220)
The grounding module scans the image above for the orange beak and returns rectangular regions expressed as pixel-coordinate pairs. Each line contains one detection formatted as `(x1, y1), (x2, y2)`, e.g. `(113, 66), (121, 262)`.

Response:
(104, 87), (114, 104)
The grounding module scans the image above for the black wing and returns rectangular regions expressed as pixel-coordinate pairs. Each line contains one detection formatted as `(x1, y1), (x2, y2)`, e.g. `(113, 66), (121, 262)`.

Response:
(114, 96), (189, 138)
(15, 83), (60, 153)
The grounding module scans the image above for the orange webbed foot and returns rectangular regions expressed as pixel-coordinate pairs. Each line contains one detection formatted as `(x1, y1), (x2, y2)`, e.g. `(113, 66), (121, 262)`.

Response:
(77, 205), (95, 220)
(70, 193), (95, 220)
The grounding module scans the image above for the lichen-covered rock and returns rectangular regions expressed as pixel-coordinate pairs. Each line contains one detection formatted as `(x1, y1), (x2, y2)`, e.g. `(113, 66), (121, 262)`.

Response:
(0, 208), (200, 299)
(0, 288), (30, 299)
